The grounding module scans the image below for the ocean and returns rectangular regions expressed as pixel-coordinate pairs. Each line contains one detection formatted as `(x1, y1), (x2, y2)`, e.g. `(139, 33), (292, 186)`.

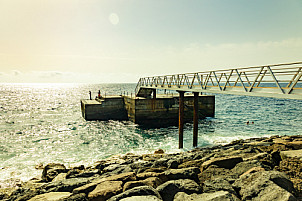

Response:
(0, 83), (301, 188)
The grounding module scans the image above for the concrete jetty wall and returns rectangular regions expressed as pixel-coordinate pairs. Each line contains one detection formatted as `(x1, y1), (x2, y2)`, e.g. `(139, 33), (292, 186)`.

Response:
(124, 95), (214, 127)
(81, 94), (214, 127)
(81, 96), (128, 121)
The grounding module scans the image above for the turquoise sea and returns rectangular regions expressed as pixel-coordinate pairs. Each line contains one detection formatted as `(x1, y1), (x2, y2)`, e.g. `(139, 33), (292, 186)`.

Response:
(0, 83), (301, 187)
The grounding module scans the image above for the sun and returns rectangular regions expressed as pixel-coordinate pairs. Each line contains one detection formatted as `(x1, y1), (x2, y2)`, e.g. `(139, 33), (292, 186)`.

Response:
(109, 13), (119, 25)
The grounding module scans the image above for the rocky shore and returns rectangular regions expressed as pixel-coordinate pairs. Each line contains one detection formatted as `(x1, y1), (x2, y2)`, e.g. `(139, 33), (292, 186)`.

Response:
(1, 135), (301, 201)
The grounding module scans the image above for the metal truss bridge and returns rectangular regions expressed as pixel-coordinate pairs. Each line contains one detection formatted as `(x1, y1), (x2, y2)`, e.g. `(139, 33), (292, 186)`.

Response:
(135, 62), (302, 100)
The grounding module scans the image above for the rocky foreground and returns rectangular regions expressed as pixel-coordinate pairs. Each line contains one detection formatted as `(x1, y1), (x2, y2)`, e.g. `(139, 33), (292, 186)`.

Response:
(1, 135), (302, 201)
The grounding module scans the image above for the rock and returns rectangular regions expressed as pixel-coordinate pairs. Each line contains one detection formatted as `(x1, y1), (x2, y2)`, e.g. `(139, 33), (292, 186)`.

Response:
(154, 149), (164, 154)
(231, 160), (265, 177)
(152, 158), (168, 168)
(119, 195), (162, 201)
(104, 164), (132, 174)
(73, 172), (136, 194)
(240, 167), (265, 178)
(167, 160), (178, 169)
(203, 178), (237, 195)
(108, 186), (162, 201)
(44, 177), (90, 193)
(123, 177), (163, 191)
(42, 163), (67, 182)
(178, 158), (205, 169)
(67, 169), (99, 179)
(243, 152), (268, 161)
(130, 161), (152, 170)
(52, 173), (67, 182)
(136, 172), (165, 180)
(281, 149), (302, 160)
(72, 182), (97, 194)
(61, 193), (87, 201)
(103, 172), (136, 183)
(156, 179), (202, 201)
(88, 180), (123, 201)
(164, 167), (200, 182)
(201, 156), (243, 171)
(173, 191), (240, 201)
(35, 163), (44, 170)
(198, 166), (231, 183)
(288, 141), (302, 150)
(233, 171), (296, 201)
(28, 192), (72, 201)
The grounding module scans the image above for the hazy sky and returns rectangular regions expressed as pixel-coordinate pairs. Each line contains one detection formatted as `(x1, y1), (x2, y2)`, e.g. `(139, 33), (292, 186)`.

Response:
(0, 0), (302, 83)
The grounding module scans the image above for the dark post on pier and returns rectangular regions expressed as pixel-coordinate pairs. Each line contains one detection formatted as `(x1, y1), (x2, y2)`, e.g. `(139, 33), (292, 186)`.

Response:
(178, 91), (185, 149)
(193, 92), (199, 147)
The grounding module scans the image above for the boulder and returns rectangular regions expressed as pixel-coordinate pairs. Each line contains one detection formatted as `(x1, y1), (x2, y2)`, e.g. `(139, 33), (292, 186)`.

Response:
(203, 178), (237, 195)
(240, 167), (265, 178)
(28, 192), (72, 201)
(233, 171), (297, 201)
(231, 160), (265, 177)
(52, 173), (67, 182)
(119, 195), (162, 201)
(156, 179), (202, 201)
(164, 167), (200, 182)
(178, 158), (205, 169)
(136, 172), (165, 180)
(44, 177), (90, 193)
(280, 149), (302, 160)
(152, 158), (168, 168)
(201, 156), (243, 171)
(61, 193), (87, 201)
(123, 177), (163, 191)
(154, 149), (165, 154)
(88, 180), (123, 201)
(173, 191), (240, 201)
(198, 165), (231, 183)
(42, 163), (67, 182)
(108, 186), (162, 201)
(167, 160), (178, 169)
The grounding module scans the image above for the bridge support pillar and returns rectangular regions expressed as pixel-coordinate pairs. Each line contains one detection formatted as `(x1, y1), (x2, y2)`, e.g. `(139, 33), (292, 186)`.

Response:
(193, 92), (199, 147)
(153, 89), (156, 99)
(178, 91), (185, 149)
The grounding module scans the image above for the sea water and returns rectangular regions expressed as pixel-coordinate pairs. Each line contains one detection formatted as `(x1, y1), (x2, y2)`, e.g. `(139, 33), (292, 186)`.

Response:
(0, 83), (301, 188)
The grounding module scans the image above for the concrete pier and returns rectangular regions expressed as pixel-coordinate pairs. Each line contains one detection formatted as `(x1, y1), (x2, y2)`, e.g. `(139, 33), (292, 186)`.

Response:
(81, 94), (214, 127)
(81, 96), (128, 121)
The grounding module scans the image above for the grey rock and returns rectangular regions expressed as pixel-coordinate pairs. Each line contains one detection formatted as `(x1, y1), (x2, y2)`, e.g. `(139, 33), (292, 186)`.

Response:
(42, 163), (67, 182)
(156, 179), (202, 201)
(203, 178), (237, 195)
(167, 160), (178, 169)
(28, 192), (72, 201)
(108, 186), (162, 201)
(152, 158), (168, 168)
(231, 160), (265, 177)
(43, 177), (90, 193)
(233, 171), (297, 201)
(201, 156), (243, 171)
(164, 167), (200, 182)
(173, 191), (240, 201)
(119, 195), (162, 201)
(60, 193), (88, 201)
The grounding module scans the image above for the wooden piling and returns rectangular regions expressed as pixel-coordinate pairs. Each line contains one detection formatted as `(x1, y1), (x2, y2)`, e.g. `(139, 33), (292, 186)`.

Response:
(178, 91), (185, 149)
(193, 92), (199, 147)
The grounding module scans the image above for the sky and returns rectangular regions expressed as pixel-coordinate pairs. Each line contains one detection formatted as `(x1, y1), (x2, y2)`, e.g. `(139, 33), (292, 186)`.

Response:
(0, 0), (302, 83)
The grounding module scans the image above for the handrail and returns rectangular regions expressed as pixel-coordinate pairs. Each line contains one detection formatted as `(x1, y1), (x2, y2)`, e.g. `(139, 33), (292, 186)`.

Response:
(135, 62), (302, 100)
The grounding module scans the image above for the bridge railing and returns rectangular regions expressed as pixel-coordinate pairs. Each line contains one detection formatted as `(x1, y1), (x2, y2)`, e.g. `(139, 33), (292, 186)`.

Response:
(135, 62), (302, 99)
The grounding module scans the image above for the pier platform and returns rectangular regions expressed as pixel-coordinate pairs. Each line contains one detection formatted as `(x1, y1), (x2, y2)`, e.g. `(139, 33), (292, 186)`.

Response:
(81, 94), (214, 127)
